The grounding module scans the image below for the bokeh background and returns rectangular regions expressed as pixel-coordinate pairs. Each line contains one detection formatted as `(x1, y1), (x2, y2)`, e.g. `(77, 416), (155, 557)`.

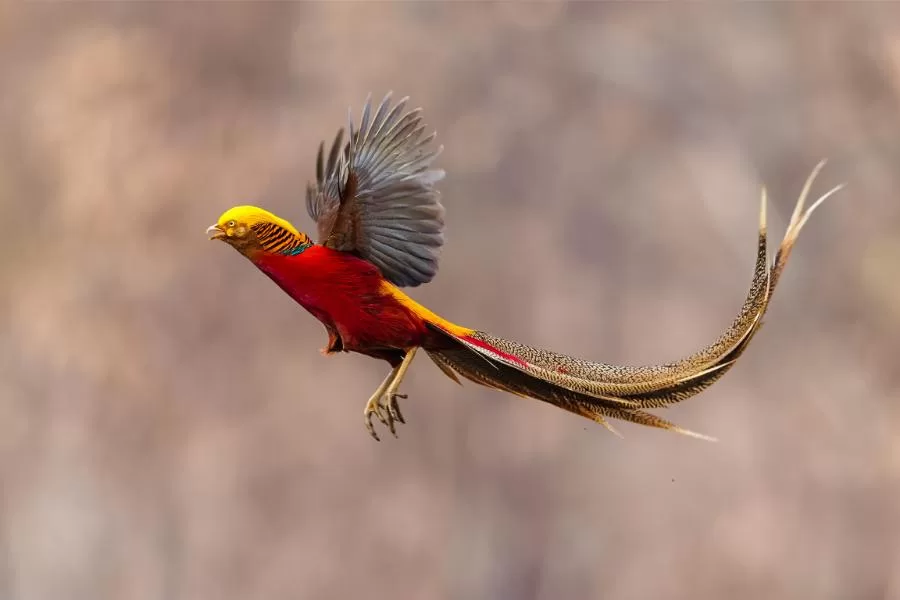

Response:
(2, 3), (899, 599)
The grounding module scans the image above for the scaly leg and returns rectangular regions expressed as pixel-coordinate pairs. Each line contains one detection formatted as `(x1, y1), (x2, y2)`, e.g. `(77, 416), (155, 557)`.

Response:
(363, 347), (418, 441)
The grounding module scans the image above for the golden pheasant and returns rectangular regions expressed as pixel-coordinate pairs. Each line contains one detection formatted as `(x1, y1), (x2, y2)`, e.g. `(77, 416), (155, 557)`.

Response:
(207, 93), (843, 441)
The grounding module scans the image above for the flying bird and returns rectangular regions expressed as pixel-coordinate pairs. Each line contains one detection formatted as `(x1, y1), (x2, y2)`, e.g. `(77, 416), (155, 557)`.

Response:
(207, 93), (843, 441)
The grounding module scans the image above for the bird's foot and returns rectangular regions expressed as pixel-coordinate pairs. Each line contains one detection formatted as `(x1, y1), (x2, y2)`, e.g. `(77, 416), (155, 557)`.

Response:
(362, 347), (418, 441)
(364, 391), (407, 441)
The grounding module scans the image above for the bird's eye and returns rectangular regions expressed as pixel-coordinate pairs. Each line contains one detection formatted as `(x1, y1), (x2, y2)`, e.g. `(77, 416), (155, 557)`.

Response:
(227, 220), (236, 228)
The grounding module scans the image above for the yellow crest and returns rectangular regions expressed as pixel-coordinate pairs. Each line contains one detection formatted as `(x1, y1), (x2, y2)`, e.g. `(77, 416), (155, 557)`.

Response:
(215, 205), (302, 237)
(211, 205), (311, 255)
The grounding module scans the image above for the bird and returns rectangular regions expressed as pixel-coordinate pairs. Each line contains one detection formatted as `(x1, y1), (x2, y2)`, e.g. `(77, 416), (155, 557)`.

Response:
(207, 92), (843, 442)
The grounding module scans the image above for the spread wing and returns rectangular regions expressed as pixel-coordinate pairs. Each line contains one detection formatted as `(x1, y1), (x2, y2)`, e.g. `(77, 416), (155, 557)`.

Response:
(305, 93), (446, 287)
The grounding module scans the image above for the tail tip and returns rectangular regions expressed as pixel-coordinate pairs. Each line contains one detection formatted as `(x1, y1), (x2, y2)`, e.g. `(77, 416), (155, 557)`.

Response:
(675, 427), (719, 443)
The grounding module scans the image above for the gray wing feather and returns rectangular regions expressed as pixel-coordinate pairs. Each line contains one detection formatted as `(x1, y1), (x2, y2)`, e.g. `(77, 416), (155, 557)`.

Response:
(306, 92), (446, 287)
(305, 129), (344, 226)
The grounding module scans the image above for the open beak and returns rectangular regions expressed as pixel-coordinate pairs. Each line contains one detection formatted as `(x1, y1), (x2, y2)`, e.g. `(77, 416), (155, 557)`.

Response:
(206, 224), (226, 240)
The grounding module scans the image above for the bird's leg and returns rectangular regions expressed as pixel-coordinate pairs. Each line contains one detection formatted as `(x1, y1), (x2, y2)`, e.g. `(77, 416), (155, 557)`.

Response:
(383, 347), (417, 425)
(364, 369), (397, 440)
(363, 347), (418, 441)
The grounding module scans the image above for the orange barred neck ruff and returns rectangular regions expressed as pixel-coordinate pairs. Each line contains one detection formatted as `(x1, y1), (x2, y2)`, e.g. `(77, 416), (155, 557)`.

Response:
(252, 220), (312, 255)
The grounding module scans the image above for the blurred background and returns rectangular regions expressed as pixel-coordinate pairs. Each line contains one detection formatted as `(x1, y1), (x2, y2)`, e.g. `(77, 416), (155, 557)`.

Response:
(1, 3), (899, 599)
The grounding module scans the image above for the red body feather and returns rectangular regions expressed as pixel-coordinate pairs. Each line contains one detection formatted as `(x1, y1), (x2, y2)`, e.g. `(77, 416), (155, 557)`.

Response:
(251, 245), (441, 360)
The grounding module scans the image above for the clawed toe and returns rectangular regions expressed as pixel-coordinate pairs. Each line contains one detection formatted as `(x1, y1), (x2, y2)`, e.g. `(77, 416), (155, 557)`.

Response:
(364, 392), (407, 441)
(362, 348), (418, 441)
(364, 409), (381, 442)
(389, 393), (407, 424)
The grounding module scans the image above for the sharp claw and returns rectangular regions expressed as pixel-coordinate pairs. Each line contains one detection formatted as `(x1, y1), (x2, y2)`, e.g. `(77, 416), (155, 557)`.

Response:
(362, 348), (419, 441)
(365, 413), (381, 442)
(363, 389), (410, 441)
(389, 393), (407, 423)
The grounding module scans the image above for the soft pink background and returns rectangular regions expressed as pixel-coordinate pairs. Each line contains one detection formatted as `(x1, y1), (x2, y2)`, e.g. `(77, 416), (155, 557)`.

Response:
(1, 3), (898, 599)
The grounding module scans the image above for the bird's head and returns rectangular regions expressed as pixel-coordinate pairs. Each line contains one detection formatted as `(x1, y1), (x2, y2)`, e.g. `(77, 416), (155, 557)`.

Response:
(207, 205), (311, 258)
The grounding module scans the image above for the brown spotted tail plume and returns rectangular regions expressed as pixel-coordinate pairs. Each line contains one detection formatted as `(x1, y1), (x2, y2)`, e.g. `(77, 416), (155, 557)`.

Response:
(425, 162), (843, 440)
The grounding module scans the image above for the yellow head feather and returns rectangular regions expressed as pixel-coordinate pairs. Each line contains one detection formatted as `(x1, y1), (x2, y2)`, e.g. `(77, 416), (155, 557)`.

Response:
(209, 205), (311, 256)
(215, 205), (302, 237)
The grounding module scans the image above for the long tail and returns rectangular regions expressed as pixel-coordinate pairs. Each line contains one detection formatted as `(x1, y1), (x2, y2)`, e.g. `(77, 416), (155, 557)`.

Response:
(425, 162), (844, 440)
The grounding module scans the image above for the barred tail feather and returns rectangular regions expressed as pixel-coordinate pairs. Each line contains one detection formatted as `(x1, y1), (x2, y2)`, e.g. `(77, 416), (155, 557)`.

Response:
(426, 345), (717, 441)
(425, 161), (842, 439)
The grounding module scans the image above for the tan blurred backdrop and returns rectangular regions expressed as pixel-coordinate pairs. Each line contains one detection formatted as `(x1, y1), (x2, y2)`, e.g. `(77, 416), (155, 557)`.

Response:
(1, 3), (899, 599)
